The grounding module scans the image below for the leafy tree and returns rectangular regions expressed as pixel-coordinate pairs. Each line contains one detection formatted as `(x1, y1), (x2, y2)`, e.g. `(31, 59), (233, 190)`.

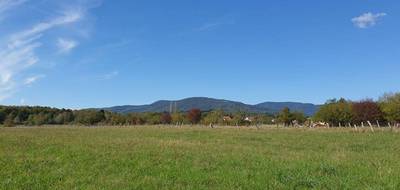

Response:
(106, 113), (126, 125)
(54, 111), (74, 124)
(314, 98), (353, 126)
(143, 113), (162, 125)
(291, 111), (307, 124)
(231, 111), (245, 126)
(187, 109), (201, 124)
(379, 93), (400, 123)
(160, 112), (172, 124)
(4, 114), (15, 127)
(202, 109), (224, 126)
(125, 113), (143, 125)
(171, 112), (186, 125)
(74, 110), (106, 126)
(0, 108), (5, 124)
(352, 100), (383, 124)
(278, 107), (292, 126)
(254, 114), (274, 125)
(27, 113), (52, 126)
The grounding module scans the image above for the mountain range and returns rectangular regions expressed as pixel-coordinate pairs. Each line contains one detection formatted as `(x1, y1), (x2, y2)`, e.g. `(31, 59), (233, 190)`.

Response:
(102, 97), (320, 116)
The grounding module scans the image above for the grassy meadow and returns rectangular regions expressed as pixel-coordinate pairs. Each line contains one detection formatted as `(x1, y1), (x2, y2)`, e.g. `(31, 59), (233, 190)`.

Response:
(1, 126), (400, 189)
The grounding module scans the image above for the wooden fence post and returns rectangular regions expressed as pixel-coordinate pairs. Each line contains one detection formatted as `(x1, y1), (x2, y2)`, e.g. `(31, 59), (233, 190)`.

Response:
(376, 120), (380, 128)
(367, 121), (374, 132)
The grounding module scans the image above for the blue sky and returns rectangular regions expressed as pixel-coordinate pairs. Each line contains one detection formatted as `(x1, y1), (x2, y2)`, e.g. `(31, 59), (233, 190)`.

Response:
(0, 0), (399, 108)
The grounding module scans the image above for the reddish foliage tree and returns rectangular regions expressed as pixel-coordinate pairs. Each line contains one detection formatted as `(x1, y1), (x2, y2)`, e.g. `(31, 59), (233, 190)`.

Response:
(160, 112), (172, 124)
(187, 109), (202, 124)
(352, 100), (383, 124)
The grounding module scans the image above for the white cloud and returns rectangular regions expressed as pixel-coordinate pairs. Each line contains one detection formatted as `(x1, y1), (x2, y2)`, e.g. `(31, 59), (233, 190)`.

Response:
(0, 8), (85, 101)
(20, 98), (25, 105)
(352, 12), (387, 29)
(57, 38), (78, 54)
(24, 74), (45, 85)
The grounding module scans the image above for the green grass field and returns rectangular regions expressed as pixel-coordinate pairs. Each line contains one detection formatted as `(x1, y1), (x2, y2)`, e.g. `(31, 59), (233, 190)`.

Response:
(1, 126), (400, 189)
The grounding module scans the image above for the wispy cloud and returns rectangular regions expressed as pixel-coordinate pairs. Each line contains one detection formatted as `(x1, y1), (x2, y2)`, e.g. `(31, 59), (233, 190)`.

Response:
(0, 0), (26, 12)
(57, 38), (78, 54)
(0, 5), (88, 101)
(24, 74), (45, 85)
(100, 71), (119, 80)
(196, 16), (235, 32)
(9, 9), (83, 44)
(197, 22), (223, 32)
(0, 0), (27, 20)
(352, 12), (387, 29)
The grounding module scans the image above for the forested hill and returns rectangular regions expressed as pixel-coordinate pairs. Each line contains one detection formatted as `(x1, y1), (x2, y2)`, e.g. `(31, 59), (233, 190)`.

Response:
(102, 97), (320, 116)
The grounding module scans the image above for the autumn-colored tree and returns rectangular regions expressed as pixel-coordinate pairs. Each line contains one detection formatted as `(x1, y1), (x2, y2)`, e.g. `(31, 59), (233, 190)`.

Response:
(187, 109), (201, 124)
(352, 100), (383, 124)
(160, 112), (172, 124)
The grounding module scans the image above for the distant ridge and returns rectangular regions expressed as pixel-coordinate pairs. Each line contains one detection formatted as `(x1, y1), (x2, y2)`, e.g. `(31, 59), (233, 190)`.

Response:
(102, 97), (320, 116)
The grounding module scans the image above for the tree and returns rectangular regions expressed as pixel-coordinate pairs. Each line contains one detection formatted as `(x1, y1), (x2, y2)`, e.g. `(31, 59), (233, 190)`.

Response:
(202, 109), (224, 126)
(0, 107), (7, 124)
(4, 114), (15, 127)
(54, 111), (74, 124)
(142, 113), (162, 125)
(254, 114), (274, 125)
(160, 112), (172, 124)
(74, 110), (106, 126)
(171, 112), (186, 125)
(106, 113), (126, 125)
(231, 111), (245, 126)
(291, 111), (307, 124)
(187, 109), (201, 124)
(379, 93), (400, 123)
(278, 107), (292, 126)
(314, 98), (353, 126)
(352, 100), (383, 124)
(27, 113), (52, 126)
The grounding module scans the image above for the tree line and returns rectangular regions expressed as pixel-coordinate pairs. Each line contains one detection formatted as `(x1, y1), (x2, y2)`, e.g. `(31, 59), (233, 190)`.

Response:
(312, 93), (400, 126)
(1, 92), (398, 127)
(0, 106), (276, 127)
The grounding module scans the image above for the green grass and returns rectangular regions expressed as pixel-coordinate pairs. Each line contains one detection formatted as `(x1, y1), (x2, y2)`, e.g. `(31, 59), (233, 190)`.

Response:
(1, 126), (400, 189)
